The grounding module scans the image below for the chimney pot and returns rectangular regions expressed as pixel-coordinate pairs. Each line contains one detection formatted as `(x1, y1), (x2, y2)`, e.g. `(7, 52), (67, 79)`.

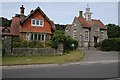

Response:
(20, 5), (25, 15)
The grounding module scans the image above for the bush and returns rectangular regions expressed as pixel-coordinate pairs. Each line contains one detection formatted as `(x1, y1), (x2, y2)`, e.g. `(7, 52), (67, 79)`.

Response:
(64, 36), (78, 51)
(100, 38), (120, 51)
(51, 30), (78, 52)
(28, 41), (44, 48)
(12, 37), (51, 48)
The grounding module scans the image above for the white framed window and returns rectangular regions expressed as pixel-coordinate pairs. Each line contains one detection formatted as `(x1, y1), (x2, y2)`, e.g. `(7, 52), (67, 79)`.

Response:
(32, 19), (35, 25)
(36, 20), (39, 25)
(31, 19), (44, 27)
(84, 31), (89, 41)
(40, 20), (44, 26)
(29, 33), (46, 41)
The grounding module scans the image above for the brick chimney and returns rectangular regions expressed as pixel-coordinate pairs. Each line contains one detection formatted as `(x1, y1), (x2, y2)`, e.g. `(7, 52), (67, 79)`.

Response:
(79, 11), (83, 17)
(20, 5), (25, 15)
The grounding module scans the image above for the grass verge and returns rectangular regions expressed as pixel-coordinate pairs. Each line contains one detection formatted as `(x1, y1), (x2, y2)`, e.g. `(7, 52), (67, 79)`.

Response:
(2, 50), (84, 66)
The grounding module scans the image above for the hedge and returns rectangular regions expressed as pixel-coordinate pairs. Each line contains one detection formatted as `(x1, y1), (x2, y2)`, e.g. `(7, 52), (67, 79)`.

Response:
(12, 37), (51, 48)
(100, 38), (120, 51)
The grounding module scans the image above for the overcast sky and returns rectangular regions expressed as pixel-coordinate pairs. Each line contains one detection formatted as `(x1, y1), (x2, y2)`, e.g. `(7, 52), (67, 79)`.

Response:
(1, 2), (119, 25)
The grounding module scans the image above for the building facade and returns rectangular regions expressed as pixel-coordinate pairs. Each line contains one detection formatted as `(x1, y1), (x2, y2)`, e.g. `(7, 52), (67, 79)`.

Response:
(65, 5), (108, 47)
(11, 5), (55, 42)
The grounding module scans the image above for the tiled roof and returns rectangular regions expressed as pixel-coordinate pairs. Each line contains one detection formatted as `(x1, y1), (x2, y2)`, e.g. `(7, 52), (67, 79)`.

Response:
(77, 17), (107, 29)
(90, 19), (106, 29)
(77, 17), (90, 28)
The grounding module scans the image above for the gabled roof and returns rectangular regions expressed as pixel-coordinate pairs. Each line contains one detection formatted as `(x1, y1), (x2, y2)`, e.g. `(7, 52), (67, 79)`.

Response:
(21, 7), (53, 26)
(66, 24), (72, 29)
(77, 17), (107, 30)
(77, 17), (90, 28)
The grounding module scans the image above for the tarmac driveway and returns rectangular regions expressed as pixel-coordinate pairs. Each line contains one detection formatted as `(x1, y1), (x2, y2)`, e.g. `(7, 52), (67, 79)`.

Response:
(79, 47), (119, 62)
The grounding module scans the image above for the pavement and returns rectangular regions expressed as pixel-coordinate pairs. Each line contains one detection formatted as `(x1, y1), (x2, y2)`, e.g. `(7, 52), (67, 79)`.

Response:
(79, 47), (119, 62)
(2, 47), (120, 69)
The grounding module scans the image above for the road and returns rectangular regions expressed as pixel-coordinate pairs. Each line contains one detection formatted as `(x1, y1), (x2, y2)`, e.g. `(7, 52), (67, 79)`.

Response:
(2, 62), (119, 78)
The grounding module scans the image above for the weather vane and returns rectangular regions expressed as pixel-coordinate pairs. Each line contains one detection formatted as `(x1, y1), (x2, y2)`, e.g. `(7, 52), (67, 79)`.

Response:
(87, 3), (89, 8)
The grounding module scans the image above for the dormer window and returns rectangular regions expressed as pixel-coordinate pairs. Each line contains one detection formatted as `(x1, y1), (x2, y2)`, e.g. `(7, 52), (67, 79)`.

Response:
(31, 19), (44, 27)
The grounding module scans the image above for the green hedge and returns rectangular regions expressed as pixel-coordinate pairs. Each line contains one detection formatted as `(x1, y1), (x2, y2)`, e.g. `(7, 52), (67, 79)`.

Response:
(12, 37), (51, 48)
(100, 38), (120, 51)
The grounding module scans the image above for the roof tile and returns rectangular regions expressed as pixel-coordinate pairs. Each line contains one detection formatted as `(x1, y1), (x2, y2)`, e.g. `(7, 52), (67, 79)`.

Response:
(77, 17), (106, 29)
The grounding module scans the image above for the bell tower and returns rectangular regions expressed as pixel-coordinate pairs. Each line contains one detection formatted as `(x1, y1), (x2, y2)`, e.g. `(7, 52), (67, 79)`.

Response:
(84, 4), (92, 21)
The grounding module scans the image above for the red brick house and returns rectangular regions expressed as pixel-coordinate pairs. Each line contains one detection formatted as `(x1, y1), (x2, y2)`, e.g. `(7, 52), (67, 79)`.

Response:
(11, 5), (56, 42)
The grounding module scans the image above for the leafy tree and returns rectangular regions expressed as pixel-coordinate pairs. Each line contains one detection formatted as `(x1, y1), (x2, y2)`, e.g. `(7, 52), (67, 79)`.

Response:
(106, 24), (120, 38)
(55, 24), (66, 31)
(0, 17), (11, 27)
(51, 30), (66, 49)
(51, 30), (78, 52)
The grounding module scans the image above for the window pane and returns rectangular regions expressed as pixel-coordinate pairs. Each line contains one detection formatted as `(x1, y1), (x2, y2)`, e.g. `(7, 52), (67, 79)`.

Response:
(40, 20), (44, 26)
(32, 20), (35, 25)
(36, 20), (39, 25)
(34, 34), (37, 40)
(31, 34), (33, 40)
(42, 35), (44, 41)
(38, 34), (41, 41)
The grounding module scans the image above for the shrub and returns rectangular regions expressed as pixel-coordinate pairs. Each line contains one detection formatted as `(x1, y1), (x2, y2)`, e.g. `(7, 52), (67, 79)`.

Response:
(64, 36), (78, 51)
(12, 37), (51, 48)
(12, 36), (23, 48)
(28, 41), (44, 48)
(51, 30), (78, 52)
(100, 38), (120, 51)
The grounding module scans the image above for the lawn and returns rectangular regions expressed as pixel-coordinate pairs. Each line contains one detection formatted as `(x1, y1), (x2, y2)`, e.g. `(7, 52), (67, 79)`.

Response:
(2, 50), (84, 66)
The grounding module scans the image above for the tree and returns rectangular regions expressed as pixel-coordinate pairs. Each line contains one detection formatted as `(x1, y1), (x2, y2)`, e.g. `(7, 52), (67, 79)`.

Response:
(51, 30), (78, 51)
(106, 24), (120, 38)
(0, 17), (11, 27)
(51, 30), (66, 49)
(55, 24), (66, 31)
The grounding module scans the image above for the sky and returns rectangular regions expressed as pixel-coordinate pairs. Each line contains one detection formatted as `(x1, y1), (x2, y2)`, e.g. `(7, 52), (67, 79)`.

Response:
(1, 2), (119, 25)
(118, 1), (120, 26)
